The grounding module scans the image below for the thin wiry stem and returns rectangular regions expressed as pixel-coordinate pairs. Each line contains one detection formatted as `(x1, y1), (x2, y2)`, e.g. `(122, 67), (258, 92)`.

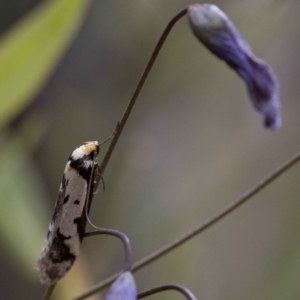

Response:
(70, 150), (300, 300)
(42, 284), (56, 300)
(138, 284), (198, 300)
(84, 229), (133, 272)
(99, 7), (188, 173)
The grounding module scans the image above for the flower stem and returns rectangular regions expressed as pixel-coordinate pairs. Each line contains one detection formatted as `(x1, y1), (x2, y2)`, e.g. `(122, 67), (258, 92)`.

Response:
(99, 7), (188, 173)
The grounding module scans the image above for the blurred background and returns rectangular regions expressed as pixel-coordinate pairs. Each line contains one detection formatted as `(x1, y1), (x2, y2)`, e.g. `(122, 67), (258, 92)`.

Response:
(1, 0), (300, 299)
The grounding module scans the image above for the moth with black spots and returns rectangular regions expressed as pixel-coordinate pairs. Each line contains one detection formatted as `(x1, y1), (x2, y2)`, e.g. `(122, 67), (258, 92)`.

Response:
(37, 141), (101, 285)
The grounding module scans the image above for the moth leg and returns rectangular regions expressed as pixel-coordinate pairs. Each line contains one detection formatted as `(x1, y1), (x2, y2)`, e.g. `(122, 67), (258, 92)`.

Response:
(98, 172), (105, 192)
(93, 165), (105, 193)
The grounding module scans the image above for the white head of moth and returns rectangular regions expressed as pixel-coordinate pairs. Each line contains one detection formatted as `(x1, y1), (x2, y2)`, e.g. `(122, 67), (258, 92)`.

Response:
(37, 141), (101, 285)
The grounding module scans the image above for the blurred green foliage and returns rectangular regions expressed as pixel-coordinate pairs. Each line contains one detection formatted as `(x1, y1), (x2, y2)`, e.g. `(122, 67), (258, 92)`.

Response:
(0, 119), (48, 273)
(0, 0), (92, 298)
(1, 1), (300, 300)
(0, 0), (91, 128)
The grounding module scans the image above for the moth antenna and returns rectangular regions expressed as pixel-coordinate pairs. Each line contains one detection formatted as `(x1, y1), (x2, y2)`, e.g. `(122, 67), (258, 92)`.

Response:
(98, 133), (114, 147)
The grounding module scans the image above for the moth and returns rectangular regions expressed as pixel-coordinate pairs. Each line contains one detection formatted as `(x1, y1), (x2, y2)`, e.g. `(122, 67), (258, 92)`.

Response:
(37, 141), (102, 285)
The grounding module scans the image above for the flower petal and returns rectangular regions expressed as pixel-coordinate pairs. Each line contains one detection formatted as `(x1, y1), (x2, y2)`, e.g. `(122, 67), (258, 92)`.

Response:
(187, 4), (281, 130)
(105, 272), (137, 300)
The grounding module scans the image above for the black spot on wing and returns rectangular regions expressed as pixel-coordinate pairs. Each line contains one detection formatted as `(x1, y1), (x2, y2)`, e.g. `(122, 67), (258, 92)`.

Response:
(46, 258), (75, 283)
(74, 217), (87, 242)
(74, 200), (80, 205)
(52, 174), (68, 222)
(64, 195), (70, 204)
(77, 165), (93, 182)
(56, 228), (71, 240)
(49, 229), (74, 264)
(69, 157), (93, 182)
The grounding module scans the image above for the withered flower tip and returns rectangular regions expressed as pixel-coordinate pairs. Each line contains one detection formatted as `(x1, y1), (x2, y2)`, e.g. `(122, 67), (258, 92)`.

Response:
(187, 4), (281, 130)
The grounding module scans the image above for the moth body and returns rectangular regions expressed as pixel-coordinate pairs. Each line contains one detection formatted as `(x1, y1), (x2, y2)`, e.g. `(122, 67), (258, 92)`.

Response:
(37, 141), (100, 285)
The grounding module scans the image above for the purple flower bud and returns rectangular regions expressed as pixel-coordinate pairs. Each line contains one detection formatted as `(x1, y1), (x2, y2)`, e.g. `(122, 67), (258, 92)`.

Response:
(105, 272), (137, 300)
(187, 4), (281, 130)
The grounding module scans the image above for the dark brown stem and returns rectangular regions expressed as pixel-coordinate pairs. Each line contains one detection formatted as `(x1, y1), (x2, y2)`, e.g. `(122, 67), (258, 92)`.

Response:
(99, 7), (188, 173)
(84, 229), (133, 272)
(138, 284), (198, 300)
(70, 150), (300, 300)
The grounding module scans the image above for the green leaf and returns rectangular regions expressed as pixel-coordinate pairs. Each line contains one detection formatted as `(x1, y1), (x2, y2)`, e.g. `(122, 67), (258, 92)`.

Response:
(0, 122), (49, 279)
(0, 0), (92, 128)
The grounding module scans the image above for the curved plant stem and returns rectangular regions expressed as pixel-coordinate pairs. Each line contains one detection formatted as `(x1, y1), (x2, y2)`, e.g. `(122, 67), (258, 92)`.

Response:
(84, 229), (133, 272)
(70, 150), (300, 300)
(42, 284), (56, 300)
(138, 284), (198, 300)
(99, 7), (188, 173)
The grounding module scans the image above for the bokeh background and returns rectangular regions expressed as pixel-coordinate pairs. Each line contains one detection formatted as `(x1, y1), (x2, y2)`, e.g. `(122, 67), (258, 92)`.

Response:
(1, 0), (300, 299)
